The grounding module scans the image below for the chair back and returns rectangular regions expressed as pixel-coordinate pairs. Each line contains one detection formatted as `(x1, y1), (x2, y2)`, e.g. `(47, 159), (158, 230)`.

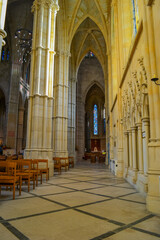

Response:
(0, 161), (17, 176)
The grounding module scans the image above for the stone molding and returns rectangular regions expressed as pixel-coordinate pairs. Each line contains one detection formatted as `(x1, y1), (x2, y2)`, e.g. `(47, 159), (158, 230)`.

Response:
(56, 50), (71, 57)
(0, 29), (7, 39)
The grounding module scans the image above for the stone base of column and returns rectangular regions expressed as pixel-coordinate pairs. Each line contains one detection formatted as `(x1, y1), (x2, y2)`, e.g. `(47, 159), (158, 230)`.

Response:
(146, 141), (160, 214)
(116, 160), (124, 178)
(127, 168), (137, 185)
(136, 172), (148, 194)
(24, 149), (54, 176)
(124, 167), (128, 178)
(146, 195), (160, 215)
(116, 148), (124, 178)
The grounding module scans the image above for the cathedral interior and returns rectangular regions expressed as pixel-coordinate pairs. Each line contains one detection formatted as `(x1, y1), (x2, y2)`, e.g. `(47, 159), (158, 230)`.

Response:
(0, 0), (160, 239)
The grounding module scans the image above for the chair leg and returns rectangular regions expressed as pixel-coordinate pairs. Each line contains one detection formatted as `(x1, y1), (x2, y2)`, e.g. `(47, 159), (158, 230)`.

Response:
(13, 184), (15, 200)
(48, 168), (49, 180)
(36, 174), (38, 187)
(19, 177), (22, 196)
(33, 174), (35, 189)
(41, 173), (42, 184)
(28, 177), (30, 192)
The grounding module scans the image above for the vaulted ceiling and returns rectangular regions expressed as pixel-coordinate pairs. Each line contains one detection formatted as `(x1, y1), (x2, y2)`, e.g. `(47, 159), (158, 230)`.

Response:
(63, 0), (111, 70)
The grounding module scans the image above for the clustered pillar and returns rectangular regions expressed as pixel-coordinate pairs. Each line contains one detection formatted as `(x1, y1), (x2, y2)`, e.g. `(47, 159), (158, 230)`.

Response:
(25, 0), (59, 176)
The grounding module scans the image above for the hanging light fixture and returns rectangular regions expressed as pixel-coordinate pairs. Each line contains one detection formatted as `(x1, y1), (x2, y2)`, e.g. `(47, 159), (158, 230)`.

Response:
(15, 28), (32, 64)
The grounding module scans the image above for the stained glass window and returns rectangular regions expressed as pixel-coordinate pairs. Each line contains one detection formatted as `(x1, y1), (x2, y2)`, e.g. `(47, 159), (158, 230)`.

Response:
(93, 104), (98, 135)
(132, 0), (139, 36)
(85, 51), (95, 58)
(1, 50), (5, 61)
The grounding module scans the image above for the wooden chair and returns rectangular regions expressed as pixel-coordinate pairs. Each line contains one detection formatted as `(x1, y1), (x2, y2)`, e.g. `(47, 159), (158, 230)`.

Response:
(0, 161), (22, 199)
(90, 154), (96, 163)
(12, 159), (35, 192)
(53, 157), (61, 174)
(68, 156), (74, 168)
(0, 155), (6, 161)
(18, 154), (23, 159)
(37, 159), (49, 184)
(31, 160), (40, 186)
(60, 157), (69, 171)
(23, 159), (40, 187)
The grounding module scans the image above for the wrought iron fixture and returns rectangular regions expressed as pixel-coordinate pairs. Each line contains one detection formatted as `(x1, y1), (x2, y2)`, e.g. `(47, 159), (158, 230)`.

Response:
(151, 75), (160, 85)
(15, 28), (32, 64)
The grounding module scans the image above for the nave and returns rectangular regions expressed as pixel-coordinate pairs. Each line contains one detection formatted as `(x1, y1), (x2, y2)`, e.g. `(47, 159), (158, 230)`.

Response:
(0, 163), (160, 240)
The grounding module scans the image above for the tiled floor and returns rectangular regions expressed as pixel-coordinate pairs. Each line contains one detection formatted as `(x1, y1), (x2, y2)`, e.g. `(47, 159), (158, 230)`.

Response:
(0, 162), (160, 240)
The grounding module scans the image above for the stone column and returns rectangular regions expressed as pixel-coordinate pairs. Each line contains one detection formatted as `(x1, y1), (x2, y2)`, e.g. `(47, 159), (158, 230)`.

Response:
(0, 0), (7, 59)
(16, 107), (24, 153)
(144, 2), (160, 214)
(131, 126), (138, 182)
(53, 50), (70, 158)
(68, 77), (76, 159)
(142, 117), (150, 175)
(25, 0), (59, 176)
(124, 131), (129, 177)
(128, 129), (133, 169)
(136, 122), (143, 173)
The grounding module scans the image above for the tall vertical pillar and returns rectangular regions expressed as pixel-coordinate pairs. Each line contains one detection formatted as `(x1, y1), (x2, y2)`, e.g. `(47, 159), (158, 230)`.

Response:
(144, 2), (160, 214)
(68, 77), (76, 159)
(131, 126), (138, 183)
(136, 122), (143, 173)
(142, 117), (150, 175)
(0, 0), (7, 59)
(128, 129), (133, 169)
(17, 107), (24, 153)
(53, 50), (70, 158)
(25, 0), (59, 176)
(124, 131), (129, 177)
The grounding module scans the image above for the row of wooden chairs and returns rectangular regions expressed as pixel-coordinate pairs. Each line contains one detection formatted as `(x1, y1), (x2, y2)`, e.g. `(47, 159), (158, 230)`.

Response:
(0, 159), (49, 200)
(53, 156), (74, 174)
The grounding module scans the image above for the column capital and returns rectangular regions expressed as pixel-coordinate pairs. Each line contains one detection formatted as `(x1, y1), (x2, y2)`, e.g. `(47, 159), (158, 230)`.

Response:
(32, 0), (59, 12)
(0, 29), (7, 39)
(136, 122), (142, 128)
(70, 78), (77, 83)
(124, 131), (129, 136)
(131, 126), (137, 131)
(57, 50), (71, 57)
(141, 117), (150, 123)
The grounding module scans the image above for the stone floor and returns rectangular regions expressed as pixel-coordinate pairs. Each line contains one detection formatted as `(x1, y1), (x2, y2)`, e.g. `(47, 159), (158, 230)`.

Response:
(0, 162), (160, 240)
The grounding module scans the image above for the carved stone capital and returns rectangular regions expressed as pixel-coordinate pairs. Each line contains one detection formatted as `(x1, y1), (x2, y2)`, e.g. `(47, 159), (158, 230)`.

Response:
(32, 0), (59, 12)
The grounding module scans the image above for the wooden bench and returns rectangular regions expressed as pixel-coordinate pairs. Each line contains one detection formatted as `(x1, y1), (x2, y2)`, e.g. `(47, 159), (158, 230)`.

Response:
(0, 161), (22, 199)
(53, 157), (61, 174)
